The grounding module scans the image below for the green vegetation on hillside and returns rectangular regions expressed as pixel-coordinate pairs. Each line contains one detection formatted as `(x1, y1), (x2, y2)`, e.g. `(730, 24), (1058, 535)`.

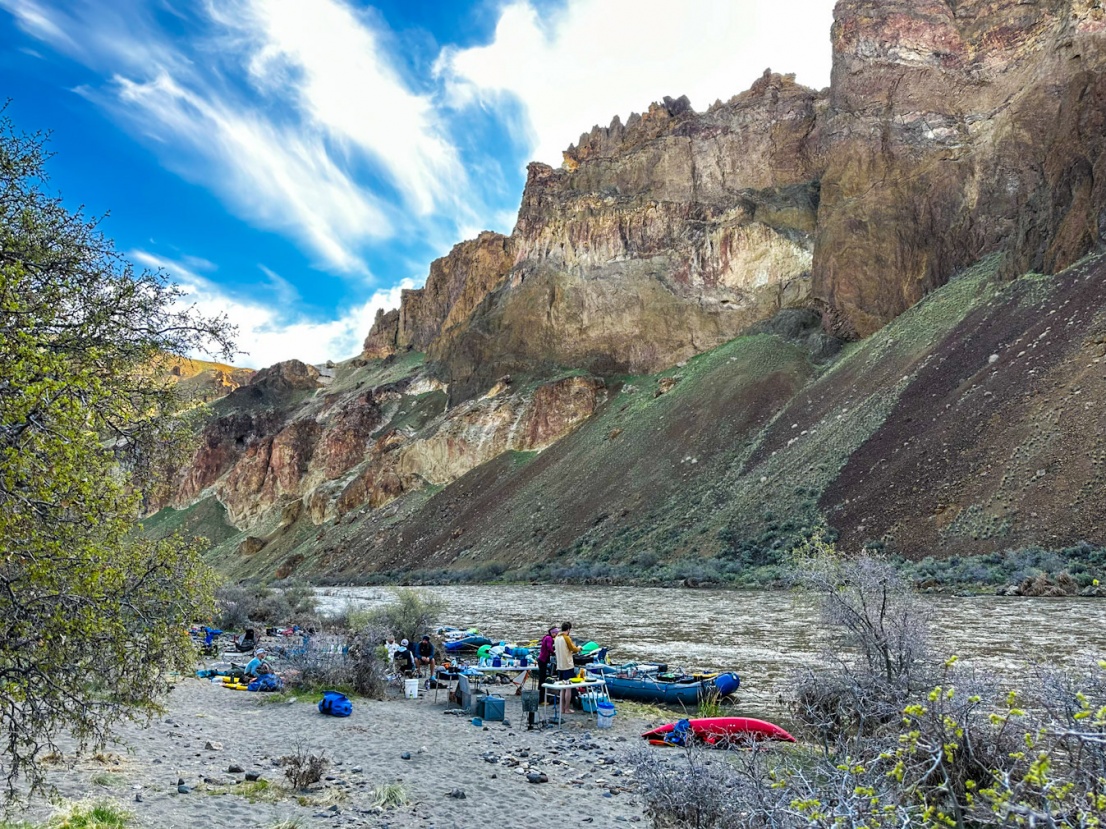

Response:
(139, 252), (1106, 591)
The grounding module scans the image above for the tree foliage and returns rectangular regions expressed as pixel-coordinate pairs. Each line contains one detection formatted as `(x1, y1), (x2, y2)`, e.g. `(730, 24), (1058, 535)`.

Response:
(0, 110), (234, 793)
(366, 588), (445, 645)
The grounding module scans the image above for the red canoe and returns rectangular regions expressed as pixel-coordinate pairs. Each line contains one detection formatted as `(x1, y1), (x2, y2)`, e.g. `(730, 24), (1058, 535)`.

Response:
(642, 717), (796, 746)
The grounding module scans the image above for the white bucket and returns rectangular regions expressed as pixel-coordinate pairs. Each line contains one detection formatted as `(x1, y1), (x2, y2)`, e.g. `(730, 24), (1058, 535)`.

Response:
(404, 678), (419, 699)
(596, 701), (616, 729)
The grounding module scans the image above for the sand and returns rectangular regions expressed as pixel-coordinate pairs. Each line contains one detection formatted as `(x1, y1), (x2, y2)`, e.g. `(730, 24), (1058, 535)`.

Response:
(18, 673), (653, 828)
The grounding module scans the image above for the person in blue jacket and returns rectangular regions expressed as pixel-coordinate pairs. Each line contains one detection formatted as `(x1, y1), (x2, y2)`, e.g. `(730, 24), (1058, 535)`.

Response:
(244, 648), (271, 677)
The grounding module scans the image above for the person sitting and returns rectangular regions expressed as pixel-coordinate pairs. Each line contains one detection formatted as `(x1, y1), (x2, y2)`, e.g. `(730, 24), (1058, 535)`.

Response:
(385, 634), (401, 674)
(243, 648), (271, 677)
(394, 639), (416, 676)
(414, 635), (436, 678)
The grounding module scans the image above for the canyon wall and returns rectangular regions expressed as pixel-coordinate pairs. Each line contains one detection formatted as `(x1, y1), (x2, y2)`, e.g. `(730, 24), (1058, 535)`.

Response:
(155, 0), (1106, 575)
(368, 0), (1106, 366)
(367, 74), (823, 400)
(814, 0), (1106, 336)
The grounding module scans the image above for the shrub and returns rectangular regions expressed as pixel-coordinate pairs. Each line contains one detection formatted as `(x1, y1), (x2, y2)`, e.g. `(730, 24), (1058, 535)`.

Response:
(627, 535), (1106, 829)
(367, 589), (445, 644)
(214, 582), (318, 629)
(279, 745), (328, 790)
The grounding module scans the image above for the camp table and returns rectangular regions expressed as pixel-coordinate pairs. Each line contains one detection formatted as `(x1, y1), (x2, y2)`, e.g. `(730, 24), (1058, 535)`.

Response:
(541, 677), (609, 727)
(469, 664), (540, 692)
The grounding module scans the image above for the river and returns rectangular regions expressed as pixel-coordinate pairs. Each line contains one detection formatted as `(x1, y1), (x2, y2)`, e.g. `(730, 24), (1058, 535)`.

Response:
(314, 585), (1106, 718)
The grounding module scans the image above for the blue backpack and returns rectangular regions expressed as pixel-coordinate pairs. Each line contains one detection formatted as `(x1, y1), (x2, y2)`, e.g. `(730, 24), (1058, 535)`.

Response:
(318, 690), (352, 717)
(664, 718), (693, 746)
(247, 674), (283, 692)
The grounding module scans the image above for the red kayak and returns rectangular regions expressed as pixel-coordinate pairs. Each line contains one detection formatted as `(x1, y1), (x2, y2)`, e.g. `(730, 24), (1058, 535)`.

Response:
(642, 717), (796, 746)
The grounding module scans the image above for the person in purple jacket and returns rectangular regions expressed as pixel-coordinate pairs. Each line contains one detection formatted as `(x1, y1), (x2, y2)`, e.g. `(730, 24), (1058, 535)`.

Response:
(537, 625), (558, 700)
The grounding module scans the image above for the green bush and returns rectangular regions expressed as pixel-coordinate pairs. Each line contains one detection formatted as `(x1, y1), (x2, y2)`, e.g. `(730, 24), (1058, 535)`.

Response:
(214, 581), (318, 629)
(367, 588), (445, 644)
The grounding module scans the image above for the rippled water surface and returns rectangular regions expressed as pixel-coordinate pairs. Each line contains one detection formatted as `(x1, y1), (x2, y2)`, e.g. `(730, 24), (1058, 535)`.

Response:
(316, 585), (1106, 718)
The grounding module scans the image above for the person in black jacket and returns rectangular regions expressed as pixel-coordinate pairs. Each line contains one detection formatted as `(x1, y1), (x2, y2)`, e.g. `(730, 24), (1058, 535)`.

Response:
(415, 635), (436, 677)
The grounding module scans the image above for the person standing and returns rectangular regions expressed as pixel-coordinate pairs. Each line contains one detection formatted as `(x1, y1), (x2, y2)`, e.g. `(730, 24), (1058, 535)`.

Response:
(554, 621), (581, 719)
(537, 625), (557, 700)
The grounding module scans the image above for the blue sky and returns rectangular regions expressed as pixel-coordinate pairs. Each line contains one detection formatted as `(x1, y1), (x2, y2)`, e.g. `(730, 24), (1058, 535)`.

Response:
(1, 0), (834, 368)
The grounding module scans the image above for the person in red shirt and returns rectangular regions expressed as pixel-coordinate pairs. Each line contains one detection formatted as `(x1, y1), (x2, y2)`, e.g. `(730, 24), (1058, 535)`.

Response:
(537, 626), (558, 700)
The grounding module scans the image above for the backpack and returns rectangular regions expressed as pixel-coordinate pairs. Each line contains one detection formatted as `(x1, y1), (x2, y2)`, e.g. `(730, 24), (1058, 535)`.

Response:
(664, 718), (693, 746)
(318, 690), (353, 717)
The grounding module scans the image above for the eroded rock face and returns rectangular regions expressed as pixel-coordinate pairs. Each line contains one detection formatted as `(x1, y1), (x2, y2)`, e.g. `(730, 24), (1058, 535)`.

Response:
(814, 0), (1106, 336)
(361, 309), (399, 360)
(217, 418), (321, 525)
(365, 1), (1106, 375)
(173, 410), (287, 505)
(247, 360), (322, 393)
(167, 353), (606, 531)
(440, 77), (822, 398)
(322, 376), (606, 523)
(307, 392), (383, 485)
(361, 232), (514, 360)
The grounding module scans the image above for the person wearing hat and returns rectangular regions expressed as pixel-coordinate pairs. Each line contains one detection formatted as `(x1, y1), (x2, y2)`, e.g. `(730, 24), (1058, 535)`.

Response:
(415, 635), (436, 678)
(395, 638), (416, 676)
(244, 648), (271, 677)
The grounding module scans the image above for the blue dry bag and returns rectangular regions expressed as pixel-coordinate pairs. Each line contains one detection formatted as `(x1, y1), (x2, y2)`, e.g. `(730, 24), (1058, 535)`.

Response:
(664, 718), (693, 746)
(318, 690), (352, 717)
(247, 674), (284, 692)
(714, 672), (741, 697)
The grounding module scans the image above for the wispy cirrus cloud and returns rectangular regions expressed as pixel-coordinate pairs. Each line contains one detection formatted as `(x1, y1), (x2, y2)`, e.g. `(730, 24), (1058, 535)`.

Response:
(2, 0), (474, 274)
(108, 71), (393, 274)
(131, 250), (414, 367)
(214, 0), (466, 218)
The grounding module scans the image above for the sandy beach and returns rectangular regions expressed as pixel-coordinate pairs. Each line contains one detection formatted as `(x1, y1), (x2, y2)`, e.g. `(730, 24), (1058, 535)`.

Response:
(21, 675), (653, 828)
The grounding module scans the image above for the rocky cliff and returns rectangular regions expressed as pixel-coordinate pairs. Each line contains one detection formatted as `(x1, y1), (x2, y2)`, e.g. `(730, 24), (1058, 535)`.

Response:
(814, 0), (1106, 336)
(152, 254), (1106, 583)
(367, 0), (1106, 369)
(366, 74), (822, 400)
(143, 0), (1106, 582)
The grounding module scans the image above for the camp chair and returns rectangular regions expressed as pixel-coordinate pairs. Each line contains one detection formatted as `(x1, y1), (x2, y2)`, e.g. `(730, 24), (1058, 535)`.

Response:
(233, 628), (257, 653)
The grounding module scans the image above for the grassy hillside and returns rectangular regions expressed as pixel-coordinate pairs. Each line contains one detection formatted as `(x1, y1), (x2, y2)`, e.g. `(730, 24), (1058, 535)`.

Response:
(141, 254), (1106, 585)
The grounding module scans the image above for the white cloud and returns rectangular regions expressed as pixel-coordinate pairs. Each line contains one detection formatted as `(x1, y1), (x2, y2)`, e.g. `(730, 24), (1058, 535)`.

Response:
(441, 0), (836, 165)
(132, 250), (413, 368)
(109, 71), (391, 273)
(5, 0), (476, 274)
(215, 0), (466, 217)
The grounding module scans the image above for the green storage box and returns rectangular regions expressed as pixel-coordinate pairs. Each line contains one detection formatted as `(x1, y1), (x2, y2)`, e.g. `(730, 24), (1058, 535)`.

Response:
(477, 695), (505, 721)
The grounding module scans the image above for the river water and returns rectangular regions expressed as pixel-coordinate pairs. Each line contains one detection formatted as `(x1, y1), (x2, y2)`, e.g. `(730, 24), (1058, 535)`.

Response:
(315, 585), (1106, 719)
